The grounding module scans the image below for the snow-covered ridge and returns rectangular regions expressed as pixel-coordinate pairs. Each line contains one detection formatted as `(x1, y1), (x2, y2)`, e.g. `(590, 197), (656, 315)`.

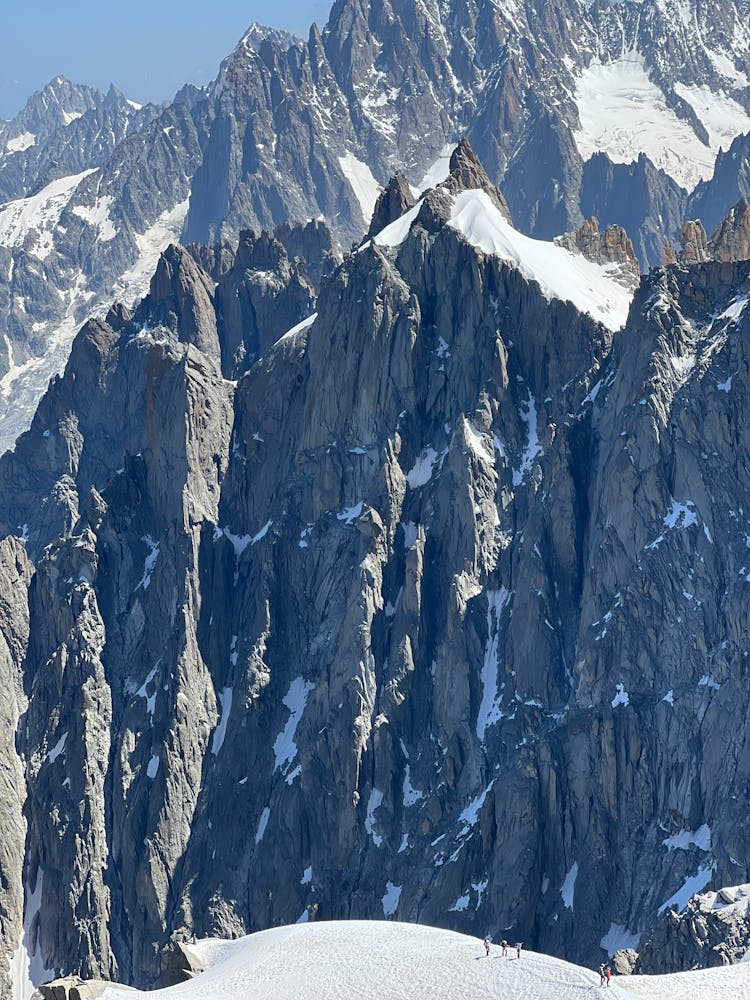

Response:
(5, 132), (36, 155)
(373, 190), (634, 331)
(94, 920), (750, 1000)
(446, 190), (634, 331)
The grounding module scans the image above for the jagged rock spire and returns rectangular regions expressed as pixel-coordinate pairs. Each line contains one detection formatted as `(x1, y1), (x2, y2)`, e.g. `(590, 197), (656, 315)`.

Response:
(678, 220), (709, 264)
(440, 138), (513, 223)
(368, 174), (416, 238)
(709, 198), (750, 263)
(661, 239), (678, 266)
(674, 201), (750, 265)
(555, 217), (640, 287)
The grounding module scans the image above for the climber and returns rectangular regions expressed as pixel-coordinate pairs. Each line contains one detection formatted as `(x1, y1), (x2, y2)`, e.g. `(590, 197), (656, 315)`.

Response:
(516, 942), (523, 958)
(605, 966), (612, 987)
(599, 963), (606, 986)
(501, 939), (508, 956)
(484, 937), (491, 957)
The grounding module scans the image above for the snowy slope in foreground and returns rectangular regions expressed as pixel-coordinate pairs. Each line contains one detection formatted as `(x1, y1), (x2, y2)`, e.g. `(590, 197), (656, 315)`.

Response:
(97, 921), (750, 1000)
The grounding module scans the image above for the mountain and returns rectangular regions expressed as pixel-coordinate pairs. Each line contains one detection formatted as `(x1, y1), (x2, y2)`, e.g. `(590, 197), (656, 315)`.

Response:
(30, 921), (750, 1000)
(0, 84), (210, 452)
(1, 146), (750, 996)
(3, 0), (750, 454)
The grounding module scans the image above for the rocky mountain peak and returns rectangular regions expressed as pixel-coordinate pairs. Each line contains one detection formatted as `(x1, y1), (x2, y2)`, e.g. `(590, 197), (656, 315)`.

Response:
(661, 239), (678, 266)
(272, 219), (343, 288)
(441, 139), (513, 223)
(141, 244), (219, 359)
(708, 198), (750, 262)
(674, 200), (750, 265)
(239, 21), (300, 53)
(368, 174), (416, 239)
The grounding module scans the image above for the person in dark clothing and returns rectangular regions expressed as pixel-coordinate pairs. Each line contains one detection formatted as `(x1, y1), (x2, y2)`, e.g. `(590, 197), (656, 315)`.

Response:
(484, 937), (491, 957)
(515, 942), (523, 958)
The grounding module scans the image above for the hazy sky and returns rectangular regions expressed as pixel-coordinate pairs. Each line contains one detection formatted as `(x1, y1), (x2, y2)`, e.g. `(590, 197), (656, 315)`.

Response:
(0, 0), (333, 119)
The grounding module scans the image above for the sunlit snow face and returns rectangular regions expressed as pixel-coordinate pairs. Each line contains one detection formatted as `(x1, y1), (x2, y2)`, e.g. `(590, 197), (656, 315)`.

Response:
(571, 52), (750, 191)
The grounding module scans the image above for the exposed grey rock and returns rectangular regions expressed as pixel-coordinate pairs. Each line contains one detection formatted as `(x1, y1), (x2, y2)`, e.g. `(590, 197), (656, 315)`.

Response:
(678, 219), (710, 263)
(34, 977), (134, 1000)
(580, 152), (688, 269)
(555, 218), (640, 288)
(688, 131), (750, 237)
(635, 883), (750, 972)
(0, 83), (160, 206)
(0, 536), (32, 1000)
(5, 146), (750, 992)
(368, 175), (416, 239)
(675, 201), (750, 266)
(661, 240), (678, 266)
(612, 949), (638, 975)
(155, 941), (204, 987)
(0, 93), (212, 451)
(708, 199), (750, 262)
(272, 220), (342, 289)
(441, 140), (512, 223)
(239, 22), (300, 53)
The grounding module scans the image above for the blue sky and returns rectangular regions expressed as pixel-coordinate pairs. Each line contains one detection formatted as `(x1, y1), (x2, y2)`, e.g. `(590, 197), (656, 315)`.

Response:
(0, 0), (333, 119)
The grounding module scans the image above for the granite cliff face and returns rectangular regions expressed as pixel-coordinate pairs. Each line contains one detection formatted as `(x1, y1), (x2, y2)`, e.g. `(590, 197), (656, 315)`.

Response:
(1, 150), (750, 996)
(0, 539), (32, 1000)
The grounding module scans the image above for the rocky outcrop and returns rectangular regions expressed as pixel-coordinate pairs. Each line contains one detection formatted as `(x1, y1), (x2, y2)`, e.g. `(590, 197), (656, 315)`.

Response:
(580, 152), (688, 270)
(555, 217), (640, 287)
(661, 240), (678, 266)
(678, 219), (710, 262)
(612, 949), (638, 975)
(0, 214), (333, 557)
(635, 884), (750, 972)
(272, 220), (342, 289)
(368, 175), (416, 239)
(34, 977), (130, 1000)
(677, 202), (750, 265)
(155, 941), (204, 987)
(443, 140), (512, 222)
(709, 199), (750, 263)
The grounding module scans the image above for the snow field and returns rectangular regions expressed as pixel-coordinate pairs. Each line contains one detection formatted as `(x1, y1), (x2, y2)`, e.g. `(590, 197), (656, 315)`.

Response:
(94, 920), (750, 999)
(572, 52), (750, 191)
(0, 170), (96, 259)
(338, 152), (381, 224)
(373, 189), (634, 331)
(446, 191), (634, 331)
